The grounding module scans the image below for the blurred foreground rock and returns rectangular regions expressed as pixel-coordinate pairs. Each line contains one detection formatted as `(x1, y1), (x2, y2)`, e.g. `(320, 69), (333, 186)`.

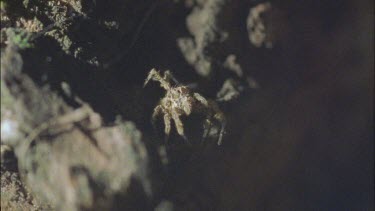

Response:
(1, 43), (157, 210)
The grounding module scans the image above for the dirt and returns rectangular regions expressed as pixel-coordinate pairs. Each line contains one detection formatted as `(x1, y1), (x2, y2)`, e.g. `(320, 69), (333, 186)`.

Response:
(0, 0), (373, 210)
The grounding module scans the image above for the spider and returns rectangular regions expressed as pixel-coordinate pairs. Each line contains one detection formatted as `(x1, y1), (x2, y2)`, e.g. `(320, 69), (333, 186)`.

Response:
(144, 68), (226, 145)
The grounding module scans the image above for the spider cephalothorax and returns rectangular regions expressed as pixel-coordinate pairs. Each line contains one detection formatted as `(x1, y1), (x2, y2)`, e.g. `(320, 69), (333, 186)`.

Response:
(144, 68), (226, 145)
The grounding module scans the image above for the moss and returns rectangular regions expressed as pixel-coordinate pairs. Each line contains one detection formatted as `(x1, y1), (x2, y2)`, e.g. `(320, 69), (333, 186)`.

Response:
(6, 28), (33, 49)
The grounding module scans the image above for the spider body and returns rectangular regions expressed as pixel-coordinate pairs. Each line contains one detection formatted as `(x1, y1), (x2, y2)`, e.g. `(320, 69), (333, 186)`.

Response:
(144, 69), (226, 145)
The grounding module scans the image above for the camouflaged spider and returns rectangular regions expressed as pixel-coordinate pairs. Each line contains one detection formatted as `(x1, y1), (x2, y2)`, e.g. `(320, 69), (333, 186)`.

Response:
(144, 69), (226, 145)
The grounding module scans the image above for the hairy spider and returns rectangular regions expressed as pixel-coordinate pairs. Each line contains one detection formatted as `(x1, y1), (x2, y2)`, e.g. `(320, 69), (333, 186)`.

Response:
(144, 68), (226, 145)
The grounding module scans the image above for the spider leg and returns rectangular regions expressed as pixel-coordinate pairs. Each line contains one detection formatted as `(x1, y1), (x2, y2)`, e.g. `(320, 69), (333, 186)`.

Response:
(151, 105), (163, 130)
(193, 93), (209, 107)
(171, 112), (189, 142)
(218, 119), (226, 145)
(144, 68), (159, 87)
(163, 114), (171, 142)
(144, 69), (171, 90)
(182, 103), (192, 115)
(164, 70), (179, 84)
(202, 118), (212, 142)
(214, 113), (226, 145)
